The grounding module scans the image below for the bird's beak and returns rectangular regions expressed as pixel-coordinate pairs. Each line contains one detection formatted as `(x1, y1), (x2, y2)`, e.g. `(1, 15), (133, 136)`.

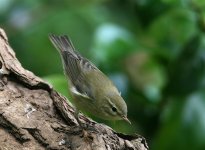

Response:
(122, 116), (131, 124)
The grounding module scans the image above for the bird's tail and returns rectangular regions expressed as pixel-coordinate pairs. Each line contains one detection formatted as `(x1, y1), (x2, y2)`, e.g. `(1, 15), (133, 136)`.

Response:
(49, 34), (78, 57)
(49, 34), (81, 83)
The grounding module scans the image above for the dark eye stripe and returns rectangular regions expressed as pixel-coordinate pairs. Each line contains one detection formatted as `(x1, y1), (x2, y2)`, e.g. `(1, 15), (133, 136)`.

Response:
(104, 106), (115, 116)
(107, 100), (118, 113)
(105, 97), (122, 116)
(112, 107), (117, 112)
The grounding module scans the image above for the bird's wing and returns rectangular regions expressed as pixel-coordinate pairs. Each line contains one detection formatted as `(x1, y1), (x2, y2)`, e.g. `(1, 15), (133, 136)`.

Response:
(49, 34), (97, 99)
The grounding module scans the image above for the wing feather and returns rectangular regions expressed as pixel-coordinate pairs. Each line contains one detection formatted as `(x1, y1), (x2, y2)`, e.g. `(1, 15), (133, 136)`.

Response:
(49, 34), (96, 99)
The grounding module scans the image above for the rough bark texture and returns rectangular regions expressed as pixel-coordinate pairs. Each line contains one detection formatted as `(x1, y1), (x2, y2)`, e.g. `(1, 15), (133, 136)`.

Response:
(0, 28), (148, 150)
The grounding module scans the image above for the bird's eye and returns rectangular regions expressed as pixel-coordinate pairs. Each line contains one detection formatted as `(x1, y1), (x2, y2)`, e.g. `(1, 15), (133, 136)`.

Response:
(112, 107), (117, 112)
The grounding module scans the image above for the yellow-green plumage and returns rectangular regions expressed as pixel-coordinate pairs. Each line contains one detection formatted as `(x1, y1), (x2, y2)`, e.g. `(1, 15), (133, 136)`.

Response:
(49, 34), (130, 124)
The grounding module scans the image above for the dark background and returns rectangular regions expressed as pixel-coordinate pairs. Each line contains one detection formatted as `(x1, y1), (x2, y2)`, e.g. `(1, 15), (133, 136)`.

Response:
(1, 0), (205, 150)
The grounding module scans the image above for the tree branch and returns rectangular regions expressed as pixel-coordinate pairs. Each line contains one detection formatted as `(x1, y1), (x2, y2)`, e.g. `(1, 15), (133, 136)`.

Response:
(0, 28), (148, 150)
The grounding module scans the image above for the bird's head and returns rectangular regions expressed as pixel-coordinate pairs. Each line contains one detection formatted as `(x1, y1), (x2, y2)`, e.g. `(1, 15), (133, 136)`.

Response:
(100, 93), (131, 124)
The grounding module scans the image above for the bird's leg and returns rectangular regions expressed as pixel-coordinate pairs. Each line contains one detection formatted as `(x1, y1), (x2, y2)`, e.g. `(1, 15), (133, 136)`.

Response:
(74, 109), (84, 128)
(74, 109), (89, 137)
(73, 109), (96, 142)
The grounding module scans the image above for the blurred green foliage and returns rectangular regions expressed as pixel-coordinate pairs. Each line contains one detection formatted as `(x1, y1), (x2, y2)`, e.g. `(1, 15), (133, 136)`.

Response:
(1, 0), (205, 149)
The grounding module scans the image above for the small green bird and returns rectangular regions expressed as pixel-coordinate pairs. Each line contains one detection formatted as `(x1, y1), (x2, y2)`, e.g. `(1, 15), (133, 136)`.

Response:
(49, 34), (130, 125)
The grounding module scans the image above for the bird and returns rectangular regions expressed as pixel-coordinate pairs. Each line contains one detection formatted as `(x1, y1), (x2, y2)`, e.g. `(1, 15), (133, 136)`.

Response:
(49, 34), (131, 127)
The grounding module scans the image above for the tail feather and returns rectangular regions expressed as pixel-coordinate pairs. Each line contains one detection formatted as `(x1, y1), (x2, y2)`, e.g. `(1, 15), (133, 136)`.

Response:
(49, 34), (80, 84)
(49, 34), (77, 57)
(60, 35), (75, 51)
(49, 34), (98, 99)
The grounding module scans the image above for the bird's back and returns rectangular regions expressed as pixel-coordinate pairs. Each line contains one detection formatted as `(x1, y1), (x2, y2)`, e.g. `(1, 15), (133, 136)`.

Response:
(49, 34), (115, 100)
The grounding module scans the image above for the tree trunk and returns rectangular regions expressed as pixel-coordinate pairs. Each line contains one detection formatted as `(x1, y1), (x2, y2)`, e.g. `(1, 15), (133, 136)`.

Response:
(0, 28), (148, 150)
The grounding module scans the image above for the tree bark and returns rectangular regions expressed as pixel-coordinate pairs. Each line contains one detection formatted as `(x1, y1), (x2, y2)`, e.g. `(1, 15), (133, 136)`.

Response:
(0, 28), (148, 150)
